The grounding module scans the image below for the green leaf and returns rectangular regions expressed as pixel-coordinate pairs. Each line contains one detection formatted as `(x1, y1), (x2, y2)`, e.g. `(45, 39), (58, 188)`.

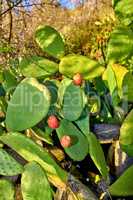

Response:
(56, 119), (89, 161)
(109, 165), (133, 196)
(88, 95), (101, 115)
(2, 70), (17, 92)
(102, 64), (119, 106)
(112, 0), (120, 7)
(20, 56), (58, 78)
(44, 80), (58, 105)
(59, 55), (105, 80)
(75, 109), (90, 137)
(110, 64), (128, 97)
(115, 0), (133, 26)
(62, 83), (85, 121)
(122, 72), (133, 102)
(94, 77), (107, 95)
(21, 162), (52, 200)
(58, 78), (72, 107)
(120, 109), (133, 156)
(103, 64), (128, 99)
(107, 26), (133, 63)
(0, 71), (4, 84)
(0, 148), (23, 176)
(6, 78), (51, 131)
(35, 25), (65, 59)
(0, 132), (67, 188)
(100, 99), (112, 122)
(0, 179), (15, 200)
(87, 133), (108, 180)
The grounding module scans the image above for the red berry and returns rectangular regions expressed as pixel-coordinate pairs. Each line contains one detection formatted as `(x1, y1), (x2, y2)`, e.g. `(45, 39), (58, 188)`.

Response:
(60, 135), (72, 148)
(73, 73), (83, 86)
(47, 115), (59, 129)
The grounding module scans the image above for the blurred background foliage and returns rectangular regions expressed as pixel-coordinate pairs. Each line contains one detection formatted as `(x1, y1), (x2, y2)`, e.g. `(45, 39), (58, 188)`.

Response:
(0, 0), (115, 69)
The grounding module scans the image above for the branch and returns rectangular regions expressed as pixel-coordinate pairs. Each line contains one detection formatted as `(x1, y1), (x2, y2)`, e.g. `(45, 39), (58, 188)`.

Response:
(6, 0), (13, 44)
(0, 0), (22, 16)
(15, 2), (60, 8)
(0, 1), (59, 16)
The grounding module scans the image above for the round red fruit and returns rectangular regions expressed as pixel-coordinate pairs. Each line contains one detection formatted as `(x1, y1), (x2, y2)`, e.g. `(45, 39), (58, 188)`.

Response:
(73, 73), (83, 86)
(47, 115), (59, 129)
(60, 135), (72, 148)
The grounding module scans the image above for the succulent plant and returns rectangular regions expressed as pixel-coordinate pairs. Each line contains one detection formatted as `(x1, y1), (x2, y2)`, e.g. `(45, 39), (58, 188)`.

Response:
(1, 4), (133, 196)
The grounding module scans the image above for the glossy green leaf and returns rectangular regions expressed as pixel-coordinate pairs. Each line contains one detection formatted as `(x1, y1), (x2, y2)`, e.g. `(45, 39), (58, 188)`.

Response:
(107, 26), (133, 63)
(56, 119), (89, 161)
(109, 165), (133, 196)
(35, 25), (65, 59)
(20, 56), (58, 78)
(6, 78), (51, 131)
(0, 132), (67, 188)
(87, 133), (108, 179)
(122, 72), (133, 102)
(59, 55), (105, 80)
(120, 109), (133, 156)
(0, 148), (23, 176)
(21, 162), (52, 200)
(62, 83), (84, 121)
(0, 179), (15, 200)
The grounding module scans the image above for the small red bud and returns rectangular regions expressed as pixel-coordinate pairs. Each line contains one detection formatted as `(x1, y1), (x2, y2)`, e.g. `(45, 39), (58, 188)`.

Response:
(60, 135), (72, 148)
(47, 115), (59, 129)
(73, 73), (83, 86)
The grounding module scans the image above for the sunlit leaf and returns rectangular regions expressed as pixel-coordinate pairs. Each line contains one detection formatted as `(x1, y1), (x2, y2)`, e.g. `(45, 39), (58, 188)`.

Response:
(102, 64), (119, 106)
(0, 132), (67, 188)
(59, 55), (105, 80)
(115, 0), (133, 26)
(35, 25), (65, 59)
(107, 26), (133, 63)
(122, 72), (133, 102)
(120, 109), (133, 156)
(21, 162), (52, 200)
(6, 78), (51, 131)
(0, 179), (15, 200)
(20, 56), (58, 78)
(109, 165), (133, 196)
